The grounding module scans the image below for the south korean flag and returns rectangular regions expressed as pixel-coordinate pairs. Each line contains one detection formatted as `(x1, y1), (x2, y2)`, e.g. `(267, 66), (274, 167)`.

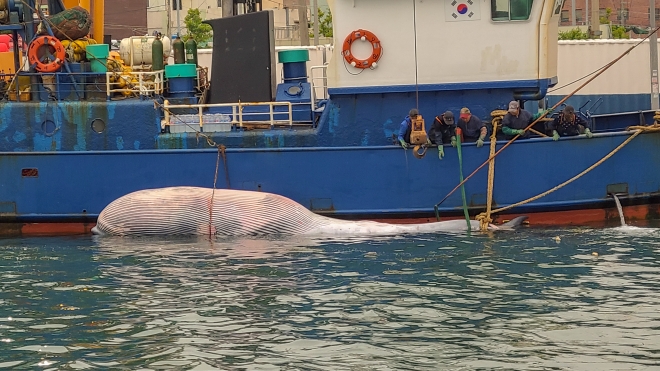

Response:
(446, 0), (481, 22)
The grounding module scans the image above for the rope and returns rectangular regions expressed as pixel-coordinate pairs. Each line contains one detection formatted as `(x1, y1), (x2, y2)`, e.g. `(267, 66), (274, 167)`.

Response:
(455, 129), (471, 233)
(481, 111), (501, 231)
(412, 0), (419, 110)
(433, 25), (660, 211)
(474, 124), (660, 222)
(154, 101), (232, 236)
(207, 145), (229, 236)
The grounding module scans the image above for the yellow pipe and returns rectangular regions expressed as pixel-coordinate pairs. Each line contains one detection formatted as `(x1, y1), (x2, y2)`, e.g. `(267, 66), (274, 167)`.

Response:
(92, 0), (104, 44)
(78, 0), (90, 11)
(62, 0), (78, 9)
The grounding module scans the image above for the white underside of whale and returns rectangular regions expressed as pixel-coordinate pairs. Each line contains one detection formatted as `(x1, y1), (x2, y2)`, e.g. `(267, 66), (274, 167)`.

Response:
(92, 187), (523, 237)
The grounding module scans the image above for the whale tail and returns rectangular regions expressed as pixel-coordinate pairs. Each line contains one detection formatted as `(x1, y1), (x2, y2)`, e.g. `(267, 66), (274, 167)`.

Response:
(495, 216), (528, 230)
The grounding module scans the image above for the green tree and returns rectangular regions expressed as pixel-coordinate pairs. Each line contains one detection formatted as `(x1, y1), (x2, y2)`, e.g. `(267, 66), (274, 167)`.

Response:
(611, 25), (630, 39)
(599, 7), (612, 24)
(558, 28), (589, 40)
(183, 8), (212, 46)
(310, 8), (333, 37)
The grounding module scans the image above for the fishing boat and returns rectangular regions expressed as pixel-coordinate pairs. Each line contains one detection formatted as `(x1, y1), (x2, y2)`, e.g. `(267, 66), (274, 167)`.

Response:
(0, 0), (658, 236)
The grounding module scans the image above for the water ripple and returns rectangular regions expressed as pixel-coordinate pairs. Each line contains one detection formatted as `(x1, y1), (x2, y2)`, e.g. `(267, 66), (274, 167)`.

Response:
(0, 229), (659, 369)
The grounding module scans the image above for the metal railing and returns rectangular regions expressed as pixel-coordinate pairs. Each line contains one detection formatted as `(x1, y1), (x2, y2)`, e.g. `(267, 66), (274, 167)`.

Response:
(275, 25), (300, 40)
(310, 64), (328, 109)
(106, 70), (164, 98)
(162, 100), (294, 133)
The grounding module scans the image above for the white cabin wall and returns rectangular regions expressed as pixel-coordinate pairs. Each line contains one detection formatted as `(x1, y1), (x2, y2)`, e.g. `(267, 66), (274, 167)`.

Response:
(327, 0), (417, 88)
(327, 0), (551, 89)
(414, 0), (539, 84)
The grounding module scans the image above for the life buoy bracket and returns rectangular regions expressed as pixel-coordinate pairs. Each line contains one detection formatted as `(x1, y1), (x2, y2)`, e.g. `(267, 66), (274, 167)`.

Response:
(28, 36), (65, 73)
(342, 29), (382, 69)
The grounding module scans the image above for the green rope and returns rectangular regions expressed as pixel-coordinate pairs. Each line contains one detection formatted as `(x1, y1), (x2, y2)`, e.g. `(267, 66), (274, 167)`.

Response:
(456, 134), (471, 234)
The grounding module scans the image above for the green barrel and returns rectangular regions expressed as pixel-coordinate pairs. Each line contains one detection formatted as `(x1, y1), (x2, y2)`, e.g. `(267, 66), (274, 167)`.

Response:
(185, 37), (198, 66)
(152, 35), (164, 71)
(172, 36), (185, 64)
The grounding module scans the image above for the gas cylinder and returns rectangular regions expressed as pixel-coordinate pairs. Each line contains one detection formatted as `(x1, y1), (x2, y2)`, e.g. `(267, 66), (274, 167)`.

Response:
(185, 36), (198, 66)
(152, 34), (164, 71)
(172, 36), (185, 64)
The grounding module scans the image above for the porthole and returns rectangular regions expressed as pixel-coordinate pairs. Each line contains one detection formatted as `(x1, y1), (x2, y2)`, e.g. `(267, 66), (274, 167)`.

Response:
(41, 120), (56, 136)
(91, 118), (106, 133)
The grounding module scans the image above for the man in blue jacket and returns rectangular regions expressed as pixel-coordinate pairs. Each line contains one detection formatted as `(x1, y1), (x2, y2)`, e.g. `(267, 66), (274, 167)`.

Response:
(457, 107), (487, 147)
(397, 108), (419, 149)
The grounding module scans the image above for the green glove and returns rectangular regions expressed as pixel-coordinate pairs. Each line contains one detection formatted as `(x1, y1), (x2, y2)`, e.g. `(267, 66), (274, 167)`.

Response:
(426, 138), (432, 145)
(585, 128), (593, 138)
(438, 146), (444, 160)
(552, 130), (560, 141)
(450, 136), (457, 147)
(532, 109), (551, 121)
(515, 129), (525, 135)
(476, 136), (485, 148)
(399, 139), (408, 149)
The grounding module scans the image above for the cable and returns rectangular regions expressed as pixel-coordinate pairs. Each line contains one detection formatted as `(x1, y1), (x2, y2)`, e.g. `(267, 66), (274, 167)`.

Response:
(412, 0), (419, 110)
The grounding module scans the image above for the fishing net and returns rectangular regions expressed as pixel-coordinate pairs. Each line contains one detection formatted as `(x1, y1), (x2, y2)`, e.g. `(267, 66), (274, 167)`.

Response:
(40, 6), (91, 41)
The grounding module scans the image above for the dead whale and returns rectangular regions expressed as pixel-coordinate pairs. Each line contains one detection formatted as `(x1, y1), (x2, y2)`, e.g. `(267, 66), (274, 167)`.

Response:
(91, 187), (527, 237)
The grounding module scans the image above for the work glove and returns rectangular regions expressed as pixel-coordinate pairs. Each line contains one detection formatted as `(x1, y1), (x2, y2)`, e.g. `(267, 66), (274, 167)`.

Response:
(399, 139), (408, 149)
(476, 136), (485, 148)
(450, 136), (457, 147)
(514, 129), (525, 135)
(532, 109), (552, 121)
(585, 128), (593, 138)
(438, 146), (444, 160)
(552, 130), (560, 141)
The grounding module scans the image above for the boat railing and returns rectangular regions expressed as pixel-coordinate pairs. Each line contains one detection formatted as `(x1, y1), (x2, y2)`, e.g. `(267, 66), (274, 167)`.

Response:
(310, 64), (328, 109)
(0, 72), (116, 102)
(162, 99), (294, 133)
(105, 70), (164, 98)
(196, 67), (209, 93)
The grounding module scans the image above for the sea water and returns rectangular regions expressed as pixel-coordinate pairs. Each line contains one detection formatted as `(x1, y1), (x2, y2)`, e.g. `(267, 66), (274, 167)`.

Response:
(1, 227), (660, 370)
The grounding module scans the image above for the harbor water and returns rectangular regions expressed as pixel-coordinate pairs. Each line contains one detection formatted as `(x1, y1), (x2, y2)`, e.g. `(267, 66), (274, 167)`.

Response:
(1, 226), (660, 370)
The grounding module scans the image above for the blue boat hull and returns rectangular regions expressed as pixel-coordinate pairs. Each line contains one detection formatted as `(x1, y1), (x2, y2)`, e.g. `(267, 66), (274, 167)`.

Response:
(1, 130), (659, 228)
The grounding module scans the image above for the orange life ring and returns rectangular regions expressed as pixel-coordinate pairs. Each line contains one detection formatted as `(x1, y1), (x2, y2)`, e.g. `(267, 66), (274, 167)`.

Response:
(342, 29), (382, 69)
(28, 36), (65, 73)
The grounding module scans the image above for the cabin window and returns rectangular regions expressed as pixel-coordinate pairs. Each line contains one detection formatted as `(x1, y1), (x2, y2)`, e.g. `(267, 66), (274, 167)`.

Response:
(491, 0), (534, 21)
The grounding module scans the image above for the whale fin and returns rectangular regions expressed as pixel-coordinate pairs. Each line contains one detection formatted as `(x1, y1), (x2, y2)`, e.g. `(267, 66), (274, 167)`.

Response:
(496, 216), (528, 230)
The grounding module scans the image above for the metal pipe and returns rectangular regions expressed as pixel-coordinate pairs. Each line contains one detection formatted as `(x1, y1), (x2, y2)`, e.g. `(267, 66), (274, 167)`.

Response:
(79, 0), (90, 12)
(313, 0), (319, 46)
(176, 0), (181, 37)
(92, 0), (104, 44)
(62, 0), (78, 9)
(571, 0), (576, 26)
(652, 0), (659, 110)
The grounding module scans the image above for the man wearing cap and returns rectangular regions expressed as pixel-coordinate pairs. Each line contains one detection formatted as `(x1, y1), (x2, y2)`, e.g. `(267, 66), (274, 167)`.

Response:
(457, 107), (487, 147)
(427, 111), (457, 159)
(397, 108), (420, 149)
(501, 101), (551, 140)
(549, 105), (592, 140)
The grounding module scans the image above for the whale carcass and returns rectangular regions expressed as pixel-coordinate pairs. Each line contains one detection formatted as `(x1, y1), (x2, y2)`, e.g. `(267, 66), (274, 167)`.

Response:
(91, 187), (526, 236)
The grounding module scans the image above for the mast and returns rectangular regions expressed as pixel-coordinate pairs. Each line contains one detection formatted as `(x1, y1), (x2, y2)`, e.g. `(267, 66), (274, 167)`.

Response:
(92, 0), (104, 43)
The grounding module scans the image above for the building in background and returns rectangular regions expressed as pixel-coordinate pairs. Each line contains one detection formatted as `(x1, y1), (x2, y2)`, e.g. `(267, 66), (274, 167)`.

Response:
(146, 0), (329, 45)
(36, 0), (148, 40)
(105, 0), (149, 39)
(560, 0), (657, 30)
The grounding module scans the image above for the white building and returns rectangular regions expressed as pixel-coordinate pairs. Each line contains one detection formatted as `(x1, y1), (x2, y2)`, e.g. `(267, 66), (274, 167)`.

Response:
(147, 0), (330, 44)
